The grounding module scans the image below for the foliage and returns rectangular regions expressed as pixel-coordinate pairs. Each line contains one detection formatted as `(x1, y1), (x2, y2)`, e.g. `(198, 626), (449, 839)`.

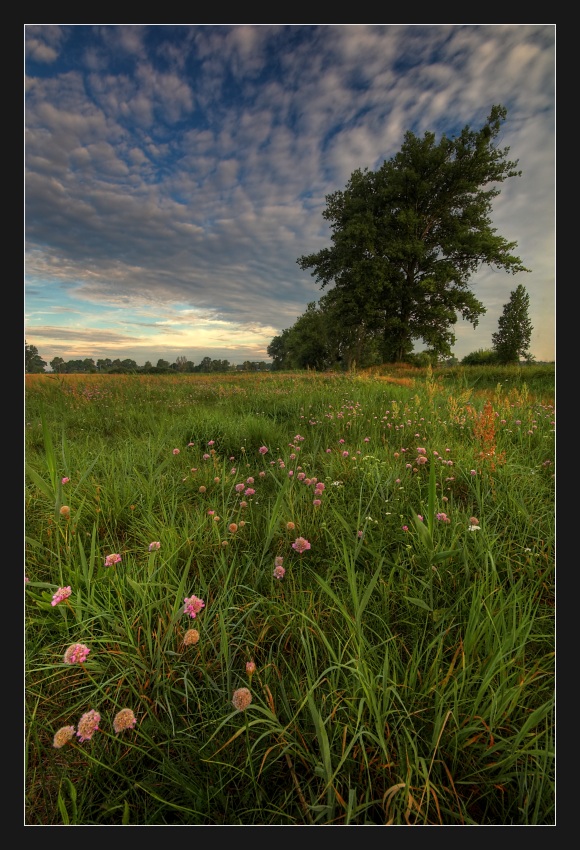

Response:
(461, 348), (500, 366)
(26, 341), (47, 373)
(492, 284), (534, 364)
(25, 369), (554, 825)
(297, 105), (530, 363)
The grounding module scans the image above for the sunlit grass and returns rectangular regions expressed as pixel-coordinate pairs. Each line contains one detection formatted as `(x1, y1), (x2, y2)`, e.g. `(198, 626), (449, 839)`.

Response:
(25, 366), (555, 824)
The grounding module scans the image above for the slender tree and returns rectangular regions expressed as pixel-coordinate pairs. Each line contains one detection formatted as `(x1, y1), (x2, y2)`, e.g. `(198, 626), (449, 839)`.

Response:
(297, 105), (530, 362)
(492, 284), (534, 364)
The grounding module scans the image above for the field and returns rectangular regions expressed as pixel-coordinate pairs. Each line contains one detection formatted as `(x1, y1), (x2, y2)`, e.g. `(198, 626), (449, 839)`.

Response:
(25, 365), (555, 825)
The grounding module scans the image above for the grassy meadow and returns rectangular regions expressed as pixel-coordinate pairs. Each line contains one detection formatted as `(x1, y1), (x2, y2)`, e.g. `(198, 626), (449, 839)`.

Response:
(24, 364), (555, 825)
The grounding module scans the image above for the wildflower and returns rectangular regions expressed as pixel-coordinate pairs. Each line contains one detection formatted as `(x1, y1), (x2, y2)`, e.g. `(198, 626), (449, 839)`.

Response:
(188, 442), (195, 447)
(417, 515), (424, 522)
(364, 437), (370, 442)
(214, 477), (220, 484)
(469, 517), (480, 526)
(53, 725), (76, 749)
(240, 501), (248, 508)
(172, 448), (180, 455)
(402, 525), (409, 532)
(275, 556), (283, 567)
(436, 512), (450, 523)
(313, 499), (322, 507)
(63, 643), (90, 665)
(468, 525), (481, 532)
(470, 470), (477, 476)
(61, 477), (70, 485)
(273, 565), (286, 580)
(232, 687), (252, 711)
(286, 521), (295, 531)
(59, 506), (70, 519)
(292, 537), (311, 554)
(203, 453), (210, 460)
(239, 521), (246, 528)
(417, 447), (426, 455)
(342, 451), (349, 458)
(244, 488), (255, 497)
(259, 446), (268, 455)
(113, 708), (137, 734)
(246, 661), (256, 676)
(199, 486), (206, 493)
(148, 541), (161, 551)
(235, 483), (245, 492)
(105, 553), (122, 566)
(25, 576), (29, 583)
(229, 523), (238, 533)
(184, 594), (205, 618)
(183, 628), (200, 646)
(260, 471), (266, 477)
(230, 467), (237, 474)
(76, 709), (100, 742)
(51, 586), (71, 607)
(357, 530), (363, 539)
(416, 456), (428, 465)
(208, 440), (215, 446)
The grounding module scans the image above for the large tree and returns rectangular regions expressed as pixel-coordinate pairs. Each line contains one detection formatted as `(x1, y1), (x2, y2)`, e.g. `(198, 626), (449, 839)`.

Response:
(25, 342), (46, 373)
(297, 105), (530, 362)
(492, 284), (534, 364)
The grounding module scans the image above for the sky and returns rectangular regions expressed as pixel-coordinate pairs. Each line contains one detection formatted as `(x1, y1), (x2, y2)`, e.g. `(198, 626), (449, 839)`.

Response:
(25, 24), (555, 368)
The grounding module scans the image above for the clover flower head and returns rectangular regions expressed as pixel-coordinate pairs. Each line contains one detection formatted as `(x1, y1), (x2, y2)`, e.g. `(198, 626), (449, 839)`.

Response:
(292, 537), (311, 554)
(183, 628), (200, 646)
(184, 594), (205, 618)
(232, 687), (252, 711)
(105, 553), (122, 566)
(113, 708), (137, 734)
(51, 586), (71, 607)
(273, 565), (286, 580)
(63, 643), (90, 665)
(148, 541), (161, 551)
(76, 709), (100, 742)
(258, 446), (268, 455)
(53, 725), (76, 749)
(246, 661), (256, 676)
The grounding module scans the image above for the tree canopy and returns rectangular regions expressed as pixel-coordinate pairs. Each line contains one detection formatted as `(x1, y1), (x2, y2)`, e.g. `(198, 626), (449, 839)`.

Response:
(297, 105), (530, 362)
(25, 342), (47, 373)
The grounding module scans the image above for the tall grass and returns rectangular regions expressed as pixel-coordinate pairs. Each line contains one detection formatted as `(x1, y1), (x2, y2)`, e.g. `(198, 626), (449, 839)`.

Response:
(25, 366), (555, 824)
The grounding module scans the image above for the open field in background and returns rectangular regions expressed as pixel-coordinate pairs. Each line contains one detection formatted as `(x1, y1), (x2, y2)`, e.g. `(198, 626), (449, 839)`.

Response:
(25, 365), (555, 825)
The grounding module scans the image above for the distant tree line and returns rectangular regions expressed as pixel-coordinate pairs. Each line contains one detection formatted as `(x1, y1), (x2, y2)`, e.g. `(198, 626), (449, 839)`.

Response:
(24, 345), (271, 374)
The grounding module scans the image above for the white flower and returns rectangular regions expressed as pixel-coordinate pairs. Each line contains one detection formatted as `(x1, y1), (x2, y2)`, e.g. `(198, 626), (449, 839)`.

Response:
(468, 526), (481, 532)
